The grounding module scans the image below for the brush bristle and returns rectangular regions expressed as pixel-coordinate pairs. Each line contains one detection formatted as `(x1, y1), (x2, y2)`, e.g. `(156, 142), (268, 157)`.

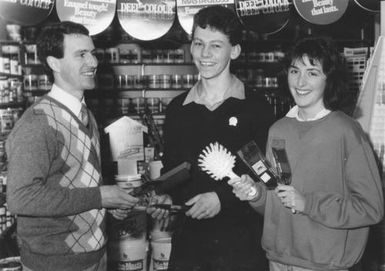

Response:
(198, 142), (236, 180)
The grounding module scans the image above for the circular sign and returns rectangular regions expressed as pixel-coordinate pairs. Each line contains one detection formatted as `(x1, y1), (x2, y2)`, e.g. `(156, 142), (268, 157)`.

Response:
(56, 0), (116, 36)
(354, 0), (380, 12)
(176, 0), (234, 35)
(235, 0), (290, 34)
(117, 0), (175, 41)
(0, 0), (54, 26)
(293, 0), (349, 25)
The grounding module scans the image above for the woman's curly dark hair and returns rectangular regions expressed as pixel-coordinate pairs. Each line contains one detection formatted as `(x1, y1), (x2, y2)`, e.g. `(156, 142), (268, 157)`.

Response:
(281, 37), (349, 111)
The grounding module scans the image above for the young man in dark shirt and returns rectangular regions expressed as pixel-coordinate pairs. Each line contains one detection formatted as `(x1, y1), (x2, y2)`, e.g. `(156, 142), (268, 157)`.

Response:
(148, 5), (275, 271)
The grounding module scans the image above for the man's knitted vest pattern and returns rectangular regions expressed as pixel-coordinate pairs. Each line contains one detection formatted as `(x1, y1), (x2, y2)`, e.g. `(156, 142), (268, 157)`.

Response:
(29, 96), (106, 252)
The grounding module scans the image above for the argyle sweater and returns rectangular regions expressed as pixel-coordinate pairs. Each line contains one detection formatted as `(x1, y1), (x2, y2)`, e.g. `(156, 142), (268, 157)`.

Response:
(6, 96), (106, 271)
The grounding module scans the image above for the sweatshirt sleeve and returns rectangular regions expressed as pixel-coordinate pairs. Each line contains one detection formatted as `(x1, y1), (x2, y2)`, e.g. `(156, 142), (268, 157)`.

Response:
(6, 115), (102, 217)
(303, 134), (384, 228)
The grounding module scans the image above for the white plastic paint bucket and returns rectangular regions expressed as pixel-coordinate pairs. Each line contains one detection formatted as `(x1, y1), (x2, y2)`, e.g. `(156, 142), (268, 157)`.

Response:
(0, 256), (22, 270)
(108, 237), (148, 271)
(149, 237), (172, 271)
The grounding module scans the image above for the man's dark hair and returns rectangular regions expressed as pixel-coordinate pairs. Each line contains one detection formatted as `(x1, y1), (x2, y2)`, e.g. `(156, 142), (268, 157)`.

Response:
(191, 5), (243, 46)
(282, 37), (349, 111)
(36, 21), (90, 82)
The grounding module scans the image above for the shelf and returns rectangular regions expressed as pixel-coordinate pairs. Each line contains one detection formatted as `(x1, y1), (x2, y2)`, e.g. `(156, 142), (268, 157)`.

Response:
(22, 64), (43, 68)
(86, 88), (187, 97)
(95, 88), (189, 91)
(0, 40), (20, 45)
(0, 222), (16, 240)
(0, 102), (25, 109)
(25, 90), (49, 96)
(99, 62), (194, 67)
(232, 61), (283, 69)
(0, 72), (22, 78)
(0, 193), (5, 207)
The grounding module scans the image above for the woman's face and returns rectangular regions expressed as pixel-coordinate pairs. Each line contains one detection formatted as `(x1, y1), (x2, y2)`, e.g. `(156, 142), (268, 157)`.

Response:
(288, 55), (327, 118)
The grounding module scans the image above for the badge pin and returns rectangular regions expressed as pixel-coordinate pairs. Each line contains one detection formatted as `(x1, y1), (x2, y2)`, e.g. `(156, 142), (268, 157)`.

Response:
(229, 116), (238, 127)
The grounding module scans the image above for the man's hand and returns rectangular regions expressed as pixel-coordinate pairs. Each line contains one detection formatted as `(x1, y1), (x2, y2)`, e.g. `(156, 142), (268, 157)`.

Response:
(100, 185), (139, 209)
(185, 192), (221, 219)
(147, 194), (172, 231)
(147, 194), (172, 220)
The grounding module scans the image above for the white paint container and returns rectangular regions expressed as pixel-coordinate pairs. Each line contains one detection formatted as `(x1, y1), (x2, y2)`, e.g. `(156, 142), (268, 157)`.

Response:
(149, 237), (172, 271)
(108, 237), (148, 271)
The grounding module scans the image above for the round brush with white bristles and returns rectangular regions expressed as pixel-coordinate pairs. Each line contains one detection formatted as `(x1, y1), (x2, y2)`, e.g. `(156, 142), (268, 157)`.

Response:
(198, 142), (257, 197)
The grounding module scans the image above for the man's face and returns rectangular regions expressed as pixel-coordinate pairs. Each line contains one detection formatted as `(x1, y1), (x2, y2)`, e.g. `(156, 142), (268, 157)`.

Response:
(190, 26), (238, 80)
(56, 34), (98, 94)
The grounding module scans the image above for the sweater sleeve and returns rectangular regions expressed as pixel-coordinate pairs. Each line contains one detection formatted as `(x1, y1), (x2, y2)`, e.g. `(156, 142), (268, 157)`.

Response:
(303, 134), (384, 228)
(6, 114), (102, 217)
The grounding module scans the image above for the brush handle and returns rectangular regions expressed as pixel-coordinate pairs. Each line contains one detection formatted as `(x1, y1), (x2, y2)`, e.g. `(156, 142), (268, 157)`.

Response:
(228, 171), (257, 197)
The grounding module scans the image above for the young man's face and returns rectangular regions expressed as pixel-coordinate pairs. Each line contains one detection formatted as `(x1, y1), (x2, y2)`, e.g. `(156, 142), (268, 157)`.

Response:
(288, 55), (327, 117)
(56, 34), (98, 94)
(190, 26), (239, 80)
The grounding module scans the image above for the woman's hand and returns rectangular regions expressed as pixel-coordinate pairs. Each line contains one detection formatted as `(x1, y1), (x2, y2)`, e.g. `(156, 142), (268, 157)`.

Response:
(275, 185), (305, 213)
(228, 174), (260, 201)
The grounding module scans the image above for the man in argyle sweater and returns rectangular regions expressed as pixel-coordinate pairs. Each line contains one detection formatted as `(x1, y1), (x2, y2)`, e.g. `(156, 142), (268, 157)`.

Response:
(6, 22), (139, 271)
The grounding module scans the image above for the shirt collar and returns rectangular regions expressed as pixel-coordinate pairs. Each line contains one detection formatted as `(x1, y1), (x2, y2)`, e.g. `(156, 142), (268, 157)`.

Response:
(183, 75), (245, 107)
(48, 84), (85, 117)
(286, 105), (331, 121)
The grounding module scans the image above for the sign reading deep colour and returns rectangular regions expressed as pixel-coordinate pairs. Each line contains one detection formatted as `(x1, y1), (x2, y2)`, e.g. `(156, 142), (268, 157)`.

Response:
(235, 0), (291, 34)
(117, 0), (176, 41)
(0, 0), (54, 25)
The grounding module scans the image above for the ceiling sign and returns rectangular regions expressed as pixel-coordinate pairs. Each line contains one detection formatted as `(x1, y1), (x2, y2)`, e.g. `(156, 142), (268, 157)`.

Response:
(235, 0), (291, 35)
(0, 0), (54, 26)
(354, 0), (380, 12)
(293, 0), (349, 25)
(117, 0), (175, 41)
(177, 0), (234, 35)
(56, 0), (116, 36)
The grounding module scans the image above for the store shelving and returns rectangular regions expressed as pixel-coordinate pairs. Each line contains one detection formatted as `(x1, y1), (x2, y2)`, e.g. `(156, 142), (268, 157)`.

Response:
(0, 41), (24, 238)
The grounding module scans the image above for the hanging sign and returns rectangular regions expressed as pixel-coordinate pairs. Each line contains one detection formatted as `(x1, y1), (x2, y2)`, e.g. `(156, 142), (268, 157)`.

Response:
(56, 0), (116, 36)
(293, 0), (349, 25)
(117, 0), (175, 41)
(354, 0), (380, 12)
(235, 0), (291, 35)
(0, 0), (54, 26)
(177, 0), (234, 35)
